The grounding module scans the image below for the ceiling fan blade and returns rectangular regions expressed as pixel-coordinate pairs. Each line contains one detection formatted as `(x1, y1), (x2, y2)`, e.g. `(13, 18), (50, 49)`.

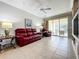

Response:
(42, 10), (47, 14)
(45, 8), (51, 10)
(40, 8), (51, 10)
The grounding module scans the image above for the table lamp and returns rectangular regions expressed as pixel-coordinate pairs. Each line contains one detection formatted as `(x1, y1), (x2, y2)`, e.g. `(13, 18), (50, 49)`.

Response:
(2, 22), (12, 37)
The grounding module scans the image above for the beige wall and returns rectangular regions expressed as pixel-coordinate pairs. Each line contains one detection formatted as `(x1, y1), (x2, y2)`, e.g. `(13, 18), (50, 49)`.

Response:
(0, 1), (43, 35)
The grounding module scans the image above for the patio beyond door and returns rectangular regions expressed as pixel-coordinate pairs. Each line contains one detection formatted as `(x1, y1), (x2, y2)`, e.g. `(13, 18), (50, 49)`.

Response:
(48, 17), (68, 37)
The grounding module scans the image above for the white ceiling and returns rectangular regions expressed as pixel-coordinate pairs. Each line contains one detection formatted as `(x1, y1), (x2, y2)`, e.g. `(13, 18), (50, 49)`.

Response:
(0, 0), (73, 18)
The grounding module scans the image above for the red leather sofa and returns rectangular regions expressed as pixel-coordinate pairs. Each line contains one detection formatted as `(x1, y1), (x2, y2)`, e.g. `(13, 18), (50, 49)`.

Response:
(15, 28), (42, 47)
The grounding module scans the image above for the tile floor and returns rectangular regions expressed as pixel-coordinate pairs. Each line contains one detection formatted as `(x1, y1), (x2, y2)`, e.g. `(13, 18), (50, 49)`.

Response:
(0, 36), (76, 59)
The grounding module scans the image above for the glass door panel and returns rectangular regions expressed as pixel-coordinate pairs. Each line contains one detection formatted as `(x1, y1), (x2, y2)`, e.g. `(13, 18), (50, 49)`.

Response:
(60, 18), (68, 37)
(48, 20), (53, 31)
(52, 20), (59, 36)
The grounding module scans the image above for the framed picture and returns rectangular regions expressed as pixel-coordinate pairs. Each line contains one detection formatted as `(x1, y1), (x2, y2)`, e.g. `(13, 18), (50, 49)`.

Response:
(25, 19), (32, 28)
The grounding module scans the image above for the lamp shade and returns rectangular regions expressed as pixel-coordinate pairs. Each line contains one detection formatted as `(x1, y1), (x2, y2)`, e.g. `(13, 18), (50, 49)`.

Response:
(2, 22), (12, 29)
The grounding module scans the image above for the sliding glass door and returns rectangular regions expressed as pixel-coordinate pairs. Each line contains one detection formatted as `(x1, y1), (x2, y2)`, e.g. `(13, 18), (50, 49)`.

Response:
(48, 17), (68, 37)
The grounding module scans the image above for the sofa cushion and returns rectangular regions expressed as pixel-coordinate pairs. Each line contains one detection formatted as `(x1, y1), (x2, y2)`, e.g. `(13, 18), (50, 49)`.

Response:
(16, 33), (28, 37)
(27, 32), (33, 36)
(15, 29), (26, 33)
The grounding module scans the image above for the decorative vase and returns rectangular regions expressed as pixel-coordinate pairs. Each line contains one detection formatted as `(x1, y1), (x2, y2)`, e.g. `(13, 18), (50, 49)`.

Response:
(5, 29), (10, 38)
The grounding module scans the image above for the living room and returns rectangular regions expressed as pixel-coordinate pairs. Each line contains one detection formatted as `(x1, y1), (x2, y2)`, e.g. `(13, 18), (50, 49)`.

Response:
(0, 0), (78, 59)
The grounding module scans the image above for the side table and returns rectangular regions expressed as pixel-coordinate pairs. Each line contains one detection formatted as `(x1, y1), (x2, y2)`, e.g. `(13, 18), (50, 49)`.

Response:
(0, 36), (16, 52)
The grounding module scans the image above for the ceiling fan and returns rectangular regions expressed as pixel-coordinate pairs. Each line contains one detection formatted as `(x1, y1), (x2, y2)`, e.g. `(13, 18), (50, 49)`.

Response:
(40, 8), (51, 14)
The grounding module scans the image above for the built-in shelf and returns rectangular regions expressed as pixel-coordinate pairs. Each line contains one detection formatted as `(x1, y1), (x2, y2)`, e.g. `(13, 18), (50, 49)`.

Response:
(72, 9), (79, 59)
(72, 9), (79, 40)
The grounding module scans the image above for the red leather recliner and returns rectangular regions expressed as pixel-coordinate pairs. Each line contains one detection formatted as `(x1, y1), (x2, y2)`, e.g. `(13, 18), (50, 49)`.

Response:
(41, 28), (51, 37)
(15, 28), (42, 47)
